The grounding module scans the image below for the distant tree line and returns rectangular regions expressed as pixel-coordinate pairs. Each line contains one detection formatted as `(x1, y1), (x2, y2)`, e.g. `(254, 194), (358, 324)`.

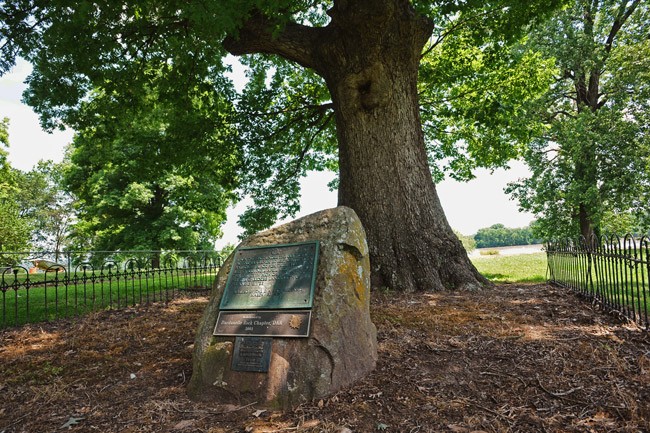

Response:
(472, 224), (542, 249)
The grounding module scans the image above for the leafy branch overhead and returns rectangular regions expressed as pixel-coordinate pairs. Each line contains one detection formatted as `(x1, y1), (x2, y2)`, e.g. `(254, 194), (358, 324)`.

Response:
(1, 0), (562, 217)
(2, 0), (566, 291)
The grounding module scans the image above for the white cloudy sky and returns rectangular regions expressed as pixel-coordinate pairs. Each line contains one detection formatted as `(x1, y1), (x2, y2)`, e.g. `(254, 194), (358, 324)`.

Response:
(0, 59), (535, 246)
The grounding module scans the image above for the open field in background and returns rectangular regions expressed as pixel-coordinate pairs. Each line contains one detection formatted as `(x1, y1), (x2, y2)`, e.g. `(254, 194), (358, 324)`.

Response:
(471, 251), (548, 284)
(2, 246), (550, 327)
(4, 246), (647, 327)
(470, 244), (545, 257)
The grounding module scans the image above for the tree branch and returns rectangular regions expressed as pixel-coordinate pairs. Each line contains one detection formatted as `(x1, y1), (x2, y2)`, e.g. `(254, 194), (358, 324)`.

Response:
(419, 88), (478, 107)
(222, 13), (322, 71)
(605, 0), (641, 53)
(242, 102), (334, 118)
(421, 7), (501, 58)
(546, 110), (576, 120)
(273, 110), (334, 189)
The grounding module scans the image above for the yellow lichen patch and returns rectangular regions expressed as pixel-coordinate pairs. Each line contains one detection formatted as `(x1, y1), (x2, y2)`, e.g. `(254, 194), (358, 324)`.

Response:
(333, 251), (368, 307)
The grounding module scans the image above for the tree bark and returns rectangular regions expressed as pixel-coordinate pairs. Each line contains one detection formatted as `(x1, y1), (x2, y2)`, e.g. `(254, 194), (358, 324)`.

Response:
(224, 0), (489, 291)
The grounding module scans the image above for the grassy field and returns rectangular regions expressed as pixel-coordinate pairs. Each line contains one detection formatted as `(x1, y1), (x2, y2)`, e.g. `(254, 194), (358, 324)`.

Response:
(0, 271), (216, 328)
(471, 252), (548, 283)
(2, 251), (550, 327)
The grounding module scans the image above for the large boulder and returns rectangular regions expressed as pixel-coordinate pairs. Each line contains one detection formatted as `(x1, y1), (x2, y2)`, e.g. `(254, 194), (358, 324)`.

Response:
(188, 206), (377, 409)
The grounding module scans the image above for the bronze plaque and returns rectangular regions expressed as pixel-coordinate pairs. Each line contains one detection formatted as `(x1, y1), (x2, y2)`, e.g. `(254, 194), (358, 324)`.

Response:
(231, 337), (272, 372)
(219, 241), (319, 310)
(213, 310), (311, 337)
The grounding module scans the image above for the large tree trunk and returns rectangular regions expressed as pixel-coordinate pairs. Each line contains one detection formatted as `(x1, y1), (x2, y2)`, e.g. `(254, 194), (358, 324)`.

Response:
(224, 0), (489, 291)
(333, 85), (486, 290)
(319, 3), (486, 291)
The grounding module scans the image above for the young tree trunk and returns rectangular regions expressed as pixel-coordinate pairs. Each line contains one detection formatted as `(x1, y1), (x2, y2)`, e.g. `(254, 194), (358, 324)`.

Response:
(224, 0), (489, 291)
(578, 203), (598, 245)
(574, 75), (600, 245)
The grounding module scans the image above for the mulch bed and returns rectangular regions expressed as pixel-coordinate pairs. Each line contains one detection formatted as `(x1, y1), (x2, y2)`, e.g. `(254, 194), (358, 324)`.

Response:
(1, 284), (649, 432)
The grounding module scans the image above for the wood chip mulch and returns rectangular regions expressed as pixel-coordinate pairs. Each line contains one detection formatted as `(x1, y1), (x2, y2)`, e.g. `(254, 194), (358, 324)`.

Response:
(1, 284), (649, 432)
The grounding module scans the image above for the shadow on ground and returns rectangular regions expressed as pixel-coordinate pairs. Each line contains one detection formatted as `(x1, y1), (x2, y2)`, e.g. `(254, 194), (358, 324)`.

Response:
(1, 284), (648, 432)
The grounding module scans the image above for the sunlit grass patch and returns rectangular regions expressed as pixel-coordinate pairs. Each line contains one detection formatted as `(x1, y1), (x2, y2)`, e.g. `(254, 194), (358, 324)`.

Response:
(471, 252), (547, 283)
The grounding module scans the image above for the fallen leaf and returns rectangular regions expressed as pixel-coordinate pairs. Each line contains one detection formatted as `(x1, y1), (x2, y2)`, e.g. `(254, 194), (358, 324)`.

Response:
(61, 417), (84, 429)
(252, 409), (266, 418)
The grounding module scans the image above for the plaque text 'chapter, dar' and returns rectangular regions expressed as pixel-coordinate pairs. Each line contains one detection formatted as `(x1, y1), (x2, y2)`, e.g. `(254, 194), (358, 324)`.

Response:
(213, 310), (311, 337)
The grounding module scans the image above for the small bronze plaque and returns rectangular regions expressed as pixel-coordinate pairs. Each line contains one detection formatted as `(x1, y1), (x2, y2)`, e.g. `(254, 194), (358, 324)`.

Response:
(219, 241), (319, 310)
(231, 337), (272, 372)
(213, 310), (311, 337)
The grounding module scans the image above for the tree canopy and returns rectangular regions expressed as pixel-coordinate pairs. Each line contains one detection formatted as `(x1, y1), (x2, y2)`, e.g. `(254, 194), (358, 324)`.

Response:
(0, 118), (77, 252)
(1, 0), (565, 290)
(16, 160), (72, 251)
(506, 0), (650, 240)
(0, 117), (31, 252)
(63, 83), (239, 251)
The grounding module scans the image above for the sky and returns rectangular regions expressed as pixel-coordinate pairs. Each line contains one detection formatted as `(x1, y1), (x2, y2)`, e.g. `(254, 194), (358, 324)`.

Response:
(0, 58), (535, 247)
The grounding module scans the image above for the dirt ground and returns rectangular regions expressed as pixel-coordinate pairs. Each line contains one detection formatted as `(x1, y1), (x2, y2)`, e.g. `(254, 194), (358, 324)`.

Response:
(1, 283), (649, 433)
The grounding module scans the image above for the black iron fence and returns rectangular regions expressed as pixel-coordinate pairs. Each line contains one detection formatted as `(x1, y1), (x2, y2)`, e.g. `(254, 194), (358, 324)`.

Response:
(546, 236), (650, 330)
(0, 250), (222, 329)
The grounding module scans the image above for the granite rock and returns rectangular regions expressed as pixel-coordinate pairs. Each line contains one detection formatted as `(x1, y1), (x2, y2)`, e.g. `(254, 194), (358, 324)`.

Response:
(188, 206), (377, 409)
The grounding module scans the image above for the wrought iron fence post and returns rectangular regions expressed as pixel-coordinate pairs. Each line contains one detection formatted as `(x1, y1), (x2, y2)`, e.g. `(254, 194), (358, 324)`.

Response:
(0, 249), (219, 329)
(546, 233), (650, 329)
(586, 235), (595, 300)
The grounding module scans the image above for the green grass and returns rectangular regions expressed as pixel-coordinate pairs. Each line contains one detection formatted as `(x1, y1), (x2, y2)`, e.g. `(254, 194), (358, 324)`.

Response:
(1, 271), (216, 328)
(471, 252), (548, 283)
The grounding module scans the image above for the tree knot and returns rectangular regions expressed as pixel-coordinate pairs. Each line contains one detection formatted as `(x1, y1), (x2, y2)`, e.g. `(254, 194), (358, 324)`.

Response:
(341, 63), (391, 112)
